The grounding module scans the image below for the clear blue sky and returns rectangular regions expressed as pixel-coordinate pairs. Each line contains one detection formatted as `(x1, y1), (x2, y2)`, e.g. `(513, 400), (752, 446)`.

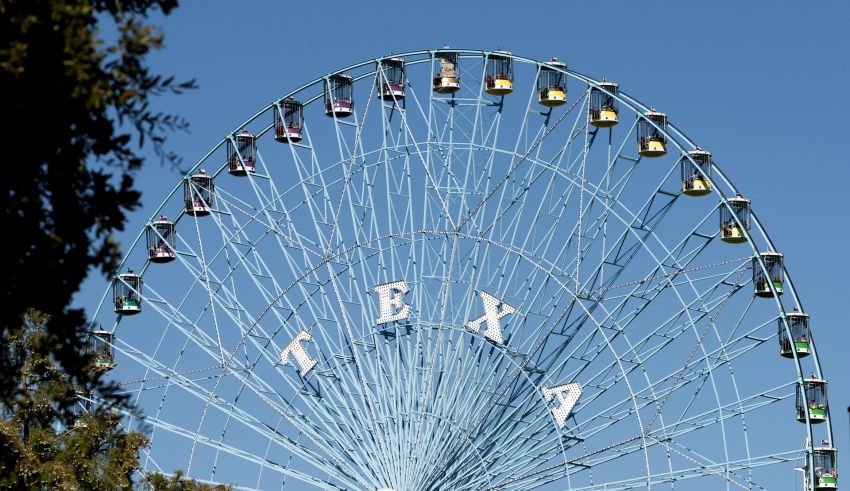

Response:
(76, 0), (850, 487)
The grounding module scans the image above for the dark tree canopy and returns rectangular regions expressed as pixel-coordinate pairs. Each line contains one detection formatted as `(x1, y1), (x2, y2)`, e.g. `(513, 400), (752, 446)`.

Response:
(0, 312), (232, 490)
(0, 0), (194, 397)
(143, 470), (232, 491)
(0, 312), (148, 489)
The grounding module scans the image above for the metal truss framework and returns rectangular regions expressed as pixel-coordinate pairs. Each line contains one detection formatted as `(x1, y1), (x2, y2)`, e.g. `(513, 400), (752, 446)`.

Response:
(88, 50), (832, 490)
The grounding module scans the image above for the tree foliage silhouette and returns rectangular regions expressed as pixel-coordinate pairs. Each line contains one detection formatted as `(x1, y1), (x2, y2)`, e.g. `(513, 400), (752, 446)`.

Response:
(0, 0), (195, 398)
(0, 312), (230, 489)
(0, 311), (146, 489)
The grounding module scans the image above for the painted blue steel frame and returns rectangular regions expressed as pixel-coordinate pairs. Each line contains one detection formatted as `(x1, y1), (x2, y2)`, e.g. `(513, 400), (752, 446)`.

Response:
(88, 49), (831, 490)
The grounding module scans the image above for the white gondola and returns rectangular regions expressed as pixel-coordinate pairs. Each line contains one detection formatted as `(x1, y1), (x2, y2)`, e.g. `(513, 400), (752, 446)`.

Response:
(146, 215), (176, 263)
(325, 74), (354, 118)
(275, 98), (304, 143)
(227, 129), (256, 176)
(184, 169), (214, 217)
(812, 446), (838, 490)
(378, 58), (405, 101)
(433, 48), (460, 94)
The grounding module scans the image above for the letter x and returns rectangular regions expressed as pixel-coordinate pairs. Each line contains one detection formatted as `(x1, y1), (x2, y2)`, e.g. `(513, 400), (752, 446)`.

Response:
(466, 291), (516, 344)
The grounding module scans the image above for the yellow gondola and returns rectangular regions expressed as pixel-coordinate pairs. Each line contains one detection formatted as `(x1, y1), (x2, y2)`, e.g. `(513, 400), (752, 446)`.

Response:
(681, 148), (712, 196)
(485, 51), (514, 96)
(720, 194), (751, 243)
(637, 110), (667, 157)
(538, 57), (567, 107)
(590, 81), (619, 127)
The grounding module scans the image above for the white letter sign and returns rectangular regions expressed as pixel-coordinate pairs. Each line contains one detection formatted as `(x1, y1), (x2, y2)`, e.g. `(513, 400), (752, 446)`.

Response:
(541, 382), (582, 429)
(374, 280), (411, 324)
(280, 330), (317, 376)
(466, 291), (516, 344)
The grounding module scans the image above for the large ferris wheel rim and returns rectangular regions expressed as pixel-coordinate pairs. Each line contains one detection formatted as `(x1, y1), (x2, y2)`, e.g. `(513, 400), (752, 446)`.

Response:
(99, 46), (819, 367)
(112, 51), (780, 280)
(90, 47), (830, 484)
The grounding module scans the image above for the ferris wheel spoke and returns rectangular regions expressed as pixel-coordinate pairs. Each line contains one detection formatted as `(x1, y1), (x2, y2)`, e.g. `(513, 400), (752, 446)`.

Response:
(279, 301), (390, 456)
(121, 407), (352, 490)
(172, 209), (274, 466)
(116, 264), (229, 459)
(183, 192), (228, 364)
(284, 121), (348, 255)
(214, 171), (392, 370)
(450, 59), (504, 228)
(224, 358), (383, 487)
(498, 444), (797, 491)
(568, 450), (790, 491)
(149, 210), (394, 480)
(404, 235), (460, 490)
(440, 144), (640, 402)
(568, 240), (743, 371)
(576, 422), (787, 490)
(468, 63), (548, 240)
(323, 73), (378, 258)
(159, 209), (298, 364)
(435, 383), (567, 486)
(571, 361), (775, 465)
(441, 370), (572, 485)
(460, 90), (590, 238)
(203, 382), (253, 482)
(112, 342), (363, 487)
(430, 144), (568, 432)
(392, 71), (457, 233)
(463, 165), (666, 388)
(194, 187), (301, 278)
(125, 288), (310, 446)
(639, 268), (750, 452)
(222, 323), (383, 468)
(554, 389), (795, 489)
(648, 382), (794, 444)
(519, 182), (683, 374)
(417, 232), (598, 472)
(132, 284), (229, 365)
(556, 265), (747, 420)
(470, 125), (635, 304)
(375, 101), (420, 296)
(321, 260), (398, 482)
(419, 284), (582, 488)
(450, 222), (736, 466)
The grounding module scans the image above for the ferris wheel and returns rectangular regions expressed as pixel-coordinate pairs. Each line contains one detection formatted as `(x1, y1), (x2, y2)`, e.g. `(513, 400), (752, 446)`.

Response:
(86, 49), (837, 490)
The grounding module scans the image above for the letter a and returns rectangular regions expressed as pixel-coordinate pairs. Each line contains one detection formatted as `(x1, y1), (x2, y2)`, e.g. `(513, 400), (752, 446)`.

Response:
(280, 330), (317, 376)
(466, 291), (516, 344)
(374, 281), (411, 324)
(541, 382), (582, 429)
